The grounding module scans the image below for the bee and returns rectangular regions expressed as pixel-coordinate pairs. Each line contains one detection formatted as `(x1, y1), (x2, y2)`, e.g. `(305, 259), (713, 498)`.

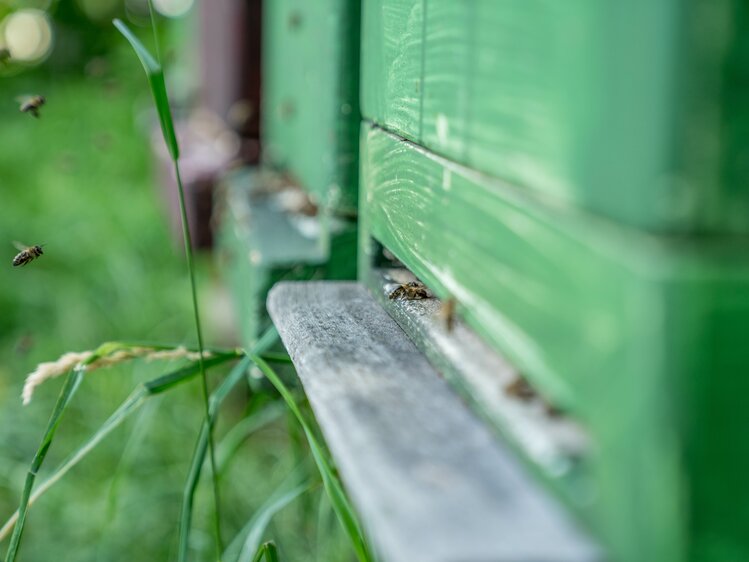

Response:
(388, 281), (430, 300)
(12, 242), (44, 267)
(543, 400), (564, 418)
(504, 375), (536, 401)
(18, 95), (45, 118)
(439, 297), (457, 332)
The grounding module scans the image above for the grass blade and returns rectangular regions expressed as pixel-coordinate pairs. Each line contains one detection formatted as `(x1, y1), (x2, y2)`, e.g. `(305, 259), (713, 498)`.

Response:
(0, 388), (145, 545)
(4, 366), (84, 561)
(217, 402), (285, 473)
(247, 354), (374, 562)
(112, 18), (178, 160)
(236, 485), (306, 562)
(314, 489), (338, 562)
(252, 542), (279, 562)
(178, 357), (251, 562)
(104, 397), (160, 518)
(256, 351), (292, 364)
(143, 353), (241, 395)
(179, 327), (280, 562)
(221, 467), (307, 562)
(0, 353), (240, 545)
(114, 13), (222, 558)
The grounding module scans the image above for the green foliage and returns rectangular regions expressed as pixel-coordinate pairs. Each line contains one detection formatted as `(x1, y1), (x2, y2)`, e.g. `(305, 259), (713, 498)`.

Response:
(178, 327), (278, 562)
(0, 9), (367, 562)
(179, 357), (250, 562)
(0, 351), (241, 545)
(252, 542), (279, 562)
(225, 476), (308, 562)
(112, 18), (178, 160)
(4, 368), (83, 562)
(115, 12), (222, 558)
(249, 354), (375, 562)
(0, 49), (195, 559)
(0, 53), (349, 561)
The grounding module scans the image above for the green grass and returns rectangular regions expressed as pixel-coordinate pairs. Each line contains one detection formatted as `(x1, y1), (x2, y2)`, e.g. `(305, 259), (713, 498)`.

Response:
(0, 56), (188, 561)
(249, 355), (374, 562)
(0, 50), (355, 561)
(114, 14), (223, 559)
(0, 51), (208, 561)
(252, 542), (280, 562)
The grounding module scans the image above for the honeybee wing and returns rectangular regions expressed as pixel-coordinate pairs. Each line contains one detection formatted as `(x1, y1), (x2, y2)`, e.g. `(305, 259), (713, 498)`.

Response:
(16, 95), (43, 108)
(13, 241), (28, 251)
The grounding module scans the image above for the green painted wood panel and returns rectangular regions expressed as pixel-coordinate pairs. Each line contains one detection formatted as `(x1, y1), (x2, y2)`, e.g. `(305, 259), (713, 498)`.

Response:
(217, 167), (357, 348)
(360, 0), (424, 140)
(360, 0), (749, 233)
(263, 0), (360, 213)
(359, 123), (749, 562)
(677, 0), (749, 234)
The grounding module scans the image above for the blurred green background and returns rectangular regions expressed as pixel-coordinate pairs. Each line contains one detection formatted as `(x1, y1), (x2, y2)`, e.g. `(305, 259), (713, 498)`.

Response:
(0, 2), (347, 560)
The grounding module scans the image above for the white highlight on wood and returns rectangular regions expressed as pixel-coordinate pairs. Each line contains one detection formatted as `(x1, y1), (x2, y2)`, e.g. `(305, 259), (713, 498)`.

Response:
(436, 113), (450, 146)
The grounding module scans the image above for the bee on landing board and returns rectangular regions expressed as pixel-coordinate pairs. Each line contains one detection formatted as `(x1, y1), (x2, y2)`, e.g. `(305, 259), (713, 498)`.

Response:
(18, 95), (45, 118)
(12, 242), (44, 267)
(388, 281), (430, 301)
(504, 375), (536, 401)
(439, 297), (457, 333)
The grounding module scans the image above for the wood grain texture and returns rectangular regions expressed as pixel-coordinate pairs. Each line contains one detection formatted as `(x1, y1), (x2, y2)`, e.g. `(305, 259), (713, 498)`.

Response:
(360, 0), (424, 141)
(263, 0), (360, 213)
(360, 0), (749, 233)
(359, 123), (749, 561)
(267, 281), (602, 562)
(367, 269), (590, 497)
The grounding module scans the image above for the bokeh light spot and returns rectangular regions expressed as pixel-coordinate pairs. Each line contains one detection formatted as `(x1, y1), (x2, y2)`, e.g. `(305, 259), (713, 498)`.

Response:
(2, 9), (53, 63)
(77, 0), (120, 22)
(153, 0), (194, 18)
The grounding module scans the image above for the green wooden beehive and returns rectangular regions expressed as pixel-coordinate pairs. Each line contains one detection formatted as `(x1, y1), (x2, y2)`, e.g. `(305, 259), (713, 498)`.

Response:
(218, 0), (362, 347)
(361, 0), (749, 234)
(217, 168), (357, 348)
(359, 1), (749, 561)
(217, 1), (749, 559)
(263, 0), (361, 215)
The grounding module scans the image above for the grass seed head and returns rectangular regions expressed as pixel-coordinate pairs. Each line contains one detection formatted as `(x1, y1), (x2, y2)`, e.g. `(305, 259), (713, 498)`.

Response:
(22, 346), (211, 404)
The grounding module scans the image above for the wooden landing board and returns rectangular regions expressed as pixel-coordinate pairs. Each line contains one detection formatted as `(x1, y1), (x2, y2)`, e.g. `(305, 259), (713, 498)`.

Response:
(367, 268), (590, 494)
(267, 281), (602, 562)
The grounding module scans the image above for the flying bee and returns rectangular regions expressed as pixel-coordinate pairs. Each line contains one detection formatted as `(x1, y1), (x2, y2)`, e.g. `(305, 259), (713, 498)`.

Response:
(12, 242), (44, 267)
(388, 281), (430, 301)
(18, 95), (45, 118)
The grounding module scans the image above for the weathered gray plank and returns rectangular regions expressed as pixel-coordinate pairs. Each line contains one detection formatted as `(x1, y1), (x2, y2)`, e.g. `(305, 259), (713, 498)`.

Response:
(267, 281), (603, 562)
(368, 268), (590, 486)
